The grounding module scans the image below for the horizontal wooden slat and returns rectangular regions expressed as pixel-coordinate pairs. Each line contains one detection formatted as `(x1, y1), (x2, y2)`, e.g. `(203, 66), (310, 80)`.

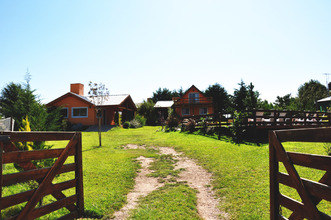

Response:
(57, 210), (79, 220)
(278, 214), (288, 220)
(3, 148), (76, 164)
(1, 132), (76, 142)
(282, 152), (331, 171)
(0, 135), (10, 142)
(274, 128), (331, 142)
(279, 194), (309, 218)
(3, 163), (76, 186)
(278, 172), (331, 202)
(29, 195), (77, 219)
(2, 179), (77, 209)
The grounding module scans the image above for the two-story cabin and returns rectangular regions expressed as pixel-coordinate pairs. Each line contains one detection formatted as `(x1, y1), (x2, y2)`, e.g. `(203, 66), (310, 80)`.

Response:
(173, 85), (213, 117)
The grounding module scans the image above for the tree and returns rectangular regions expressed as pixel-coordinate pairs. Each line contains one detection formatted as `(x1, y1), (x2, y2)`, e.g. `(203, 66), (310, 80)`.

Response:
(136, 100), (158, 125)
(88, 81), (109, 147)
(232, 80), (248, 112)
(204, 83), (230, 113)
(151, 88), (173, 103)
(297, 80), (327, 111)
(0, 80), (62, 131)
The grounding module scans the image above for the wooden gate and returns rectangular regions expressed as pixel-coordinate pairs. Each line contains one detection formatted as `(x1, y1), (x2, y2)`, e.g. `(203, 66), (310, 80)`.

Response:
(0, 132), (83, 219)
(269, 128), (331, 220)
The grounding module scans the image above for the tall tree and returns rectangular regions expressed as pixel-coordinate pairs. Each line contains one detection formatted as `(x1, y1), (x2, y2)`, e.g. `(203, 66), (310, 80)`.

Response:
(0, 80), (61, 131)
(204, 83), (230, 113)
(137, 100), (158, 126)
(88, 81), (110, 147)
(297, 80), (327, 111)
(151, 88), (173, 103)
(232, 80), (248, 112)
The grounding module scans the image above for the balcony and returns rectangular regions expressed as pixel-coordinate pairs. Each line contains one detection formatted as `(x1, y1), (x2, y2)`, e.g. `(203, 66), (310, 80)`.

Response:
(173, 97), (213, 106)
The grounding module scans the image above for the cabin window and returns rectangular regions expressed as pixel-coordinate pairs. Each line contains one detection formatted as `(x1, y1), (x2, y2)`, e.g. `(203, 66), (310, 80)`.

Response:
(72, 107), (88, 118)
(61, 108), (68, 118)
(199, 107), (208, 115)
(182, 108), (190, 115)
(189, 93), (199, 103)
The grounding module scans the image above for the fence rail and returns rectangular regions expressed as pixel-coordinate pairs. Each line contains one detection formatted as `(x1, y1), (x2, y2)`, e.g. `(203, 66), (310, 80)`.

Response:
(183, 109), (331, 129)
(269, 128), (331, 219)
(0, 131), (83, 220)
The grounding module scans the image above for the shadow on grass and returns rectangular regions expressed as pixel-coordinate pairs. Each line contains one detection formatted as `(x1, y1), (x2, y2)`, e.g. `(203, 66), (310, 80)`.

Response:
(82, 145), (102, 152)
(82, 209), (103, 219)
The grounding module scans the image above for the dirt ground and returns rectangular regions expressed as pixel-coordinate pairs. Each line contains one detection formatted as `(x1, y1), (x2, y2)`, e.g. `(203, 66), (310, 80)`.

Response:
(112, 145), (229, 220)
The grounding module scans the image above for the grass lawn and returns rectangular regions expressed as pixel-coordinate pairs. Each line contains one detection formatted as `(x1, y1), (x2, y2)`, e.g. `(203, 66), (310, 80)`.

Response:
(2, 126), (330, 219)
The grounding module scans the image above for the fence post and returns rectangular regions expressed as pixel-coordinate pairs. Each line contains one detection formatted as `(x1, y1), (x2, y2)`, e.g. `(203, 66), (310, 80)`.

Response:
(269, 132), (279, 220)
(75, 132), (84, 217)
(0, 135), (9, 218)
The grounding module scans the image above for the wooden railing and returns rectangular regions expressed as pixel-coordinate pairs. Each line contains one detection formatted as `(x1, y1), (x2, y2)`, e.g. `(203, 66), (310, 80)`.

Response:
(182, 110), (331, 129)
(269, 128), (331, 219)
(0, 132), (84, 220)
(173, 97), (213, 105)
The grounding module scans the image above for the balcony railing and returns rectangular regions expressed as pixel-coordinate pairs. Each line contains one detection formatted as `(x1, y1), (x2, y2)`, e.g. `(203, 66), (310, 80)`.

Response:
(173, 97), (213, 105)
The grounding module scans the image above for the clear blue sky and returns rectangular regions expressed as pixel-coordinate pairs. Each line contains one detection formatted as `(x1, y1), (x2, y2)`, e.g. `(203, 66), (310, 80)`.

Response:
(1, 0), (331, 104)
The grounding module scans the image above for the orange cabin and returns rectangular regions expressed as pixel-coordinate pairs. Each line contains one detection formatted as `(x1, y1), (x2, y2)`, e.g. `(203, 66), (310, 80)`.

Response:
(46, 83), (136, 126)
(173, 85), (213, 117)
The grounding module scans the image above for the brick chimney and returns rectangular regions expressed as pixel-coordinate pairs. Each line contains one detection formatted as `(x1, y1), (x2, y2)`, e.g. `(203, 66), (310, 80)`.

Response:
(70, 83), (84, 96)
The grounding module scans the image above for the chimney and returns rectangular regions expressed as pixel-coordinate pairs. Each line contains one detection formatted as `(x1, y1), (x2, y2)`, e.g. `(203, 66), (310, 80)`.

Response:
(70, 83), (84, 96)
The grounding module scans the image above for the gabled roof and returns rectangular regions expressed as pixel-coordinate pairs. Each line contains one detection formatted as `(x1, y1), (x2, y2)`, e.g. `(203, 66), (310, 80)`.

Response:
(317, 96), (331, 103)
(47, 93), (136, 110)
(154, 100), (174, 108)
(180, 85), (205, 99)
(46, 92), (93, 106)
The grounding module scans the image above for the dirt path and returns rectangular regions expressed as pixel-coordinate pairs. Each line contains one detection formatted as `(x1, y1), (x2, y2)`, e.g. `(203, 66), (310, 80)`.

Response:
(112, 145), (229, 220)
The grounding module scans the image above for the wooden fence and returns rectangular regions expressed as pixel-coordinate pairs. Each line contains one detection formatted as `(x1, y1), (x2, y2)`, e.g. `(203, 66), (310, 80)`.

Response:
(269, 128), (331, 219)
(0, 132), (83, 220)
(187, 109), (331, 129)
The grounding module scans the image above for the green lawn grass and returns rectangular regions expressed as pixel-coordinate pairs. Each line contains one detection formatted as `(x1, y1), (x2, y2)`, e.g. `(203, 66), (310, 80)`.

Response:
(2, 126), (330, 219)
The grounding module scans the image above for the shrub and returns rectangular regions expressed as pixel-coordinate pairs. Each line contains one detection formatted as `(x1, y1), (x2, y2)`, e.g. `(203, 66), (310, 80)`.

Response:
(134, 114), (146, 126)
(180, 118), (196, 133)
(130, 119), (142, 128)
(166, 108), (179, 131)
(229, 111), (247, 143)
(123, 121), (130, 129)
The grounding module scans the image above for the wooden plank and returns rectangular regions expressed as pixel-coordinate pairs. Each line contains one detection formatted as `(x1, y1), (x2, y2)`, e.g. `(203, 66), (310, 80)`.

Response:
(271, 131), (321, 220)
(3, 163), (76, 186)
(75, 132), (84, 217)
(279, 194), (307, 218)
(3, 147), (76, 164)
(2, 132), (75, 142)
(28, 195), (77, 220)
(283, 152), (331, 171)
(2, 179), (76, 209)
(278, 172), (331, 202)
(57, 210), (79, 220)
(16, 134), (77, 219)
(275, 128), (331, 142)
(0, 142), (3, 218)
(269, 132), (279, 220)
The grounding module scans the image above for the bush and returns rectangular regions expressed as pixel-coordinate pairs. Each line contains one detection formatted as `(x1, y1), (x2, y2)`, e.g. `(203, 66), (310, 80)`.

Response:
(123, 121), (130, 129)
(166, 108), (179, 131)
(134, 114), (146, 126)
(180, 118), (196, 133)
(130, 119), (142, 128)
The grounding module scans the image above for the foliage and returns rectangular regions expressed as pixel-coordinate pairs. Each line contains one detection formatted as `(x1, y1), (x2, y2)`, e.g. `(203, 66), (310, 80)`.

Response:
(165, 108), (179, 131)
(123, 121), (130, 129)
(136, 100), (158, 125)
(204, 83), (230, 113)
(229, 111), (247, 143)
(0, 80), (62, 131)
(297, 80), (327, 111)
(232, 80), (260, 112)
(134, 114), (146, 126)
(151, 87), (173, 103)
(180, 118), (196, 133)
(129, 118), (142, 128)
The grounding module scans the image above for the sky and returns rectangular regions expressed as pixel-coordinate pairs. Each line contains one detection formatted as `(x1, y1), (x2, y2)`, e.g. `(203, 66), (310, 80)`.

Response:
(1, 0), (331, 104)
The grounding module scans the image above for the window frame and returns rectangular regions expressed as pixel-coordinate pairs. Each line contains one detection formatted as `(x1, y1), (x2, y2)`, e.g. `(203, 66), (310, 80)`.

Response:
(61, 107), (69, 118)
(199, 107), (208, 115)
(188, 92), (199, 104)
(182, 107), (190, 116)
(72, 107), (88, 118)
